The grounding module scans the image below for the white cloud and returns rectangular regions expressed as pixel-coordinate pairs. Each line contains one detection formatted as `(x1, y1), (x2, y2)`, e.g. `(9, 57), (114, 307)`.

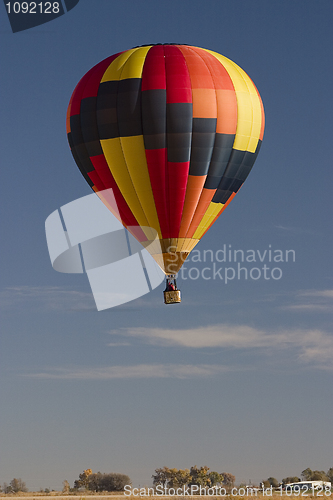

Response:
(284, 304), (330, 311)
(274, 225), (318, 235)
(282, 288), (333, 313)
(0, 285), (158, 311)
(107, 342), (132, 347)
(23, 325), (333, 379)
(5, 286), (333, 375)
(24, 363), (241, 380)
(118, 324), (271, 349)
(111, 324), (333, 370)
(0, 285), (94, 311)
(298, 289), (333, 298)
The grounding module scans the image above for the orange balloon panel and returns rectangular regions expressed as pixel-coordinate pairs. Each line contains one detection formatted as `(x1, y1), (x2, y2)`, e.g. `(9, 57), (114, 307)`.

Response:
(67, 44), (265, 274)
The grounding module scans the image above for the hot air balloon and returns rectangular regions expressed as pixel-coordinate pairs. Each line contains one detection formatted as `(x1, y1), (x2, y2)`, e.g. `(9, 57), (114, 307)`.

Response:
(66, 44), (265, 304)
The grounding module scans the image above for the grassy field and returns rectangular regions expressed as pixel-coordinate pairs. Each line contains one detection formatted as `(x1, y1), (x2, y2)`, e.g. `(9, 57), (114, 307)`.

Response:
(0, 494), (332, 500)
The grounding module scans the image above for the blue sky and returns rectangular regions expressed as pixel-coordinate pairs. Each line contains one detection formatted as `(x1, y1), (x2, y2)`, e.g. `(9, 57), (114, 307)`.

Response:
(0, 0), (332, 492)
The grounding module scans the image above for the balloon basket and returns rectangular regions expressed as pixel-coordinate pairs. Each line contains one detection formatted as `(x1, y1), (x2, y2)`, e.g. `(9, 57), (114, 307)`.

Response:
(164, 290), (181, 304)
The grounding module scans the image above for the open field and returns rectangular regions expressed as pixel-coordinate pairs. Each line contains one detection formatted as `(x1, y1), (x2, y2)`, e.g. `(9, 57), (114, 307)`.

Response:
(0, 497), (125, 500)
(0, 494), (332, 500)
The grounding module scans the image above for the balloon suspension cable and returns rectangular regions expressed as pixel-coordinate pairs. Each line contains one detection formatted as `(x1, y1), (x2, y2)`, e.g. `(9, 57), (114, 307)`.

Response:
(163, 275), (181, 304)
(165, 275), (178, 290)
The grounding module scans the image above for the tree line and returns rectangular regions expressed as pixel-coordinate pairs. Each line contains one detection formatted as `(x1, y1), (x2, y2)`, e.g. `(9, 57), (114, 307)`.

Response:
(261, 468), (333, 488)
(0, 470), (130, 494)
(1, 478), (28, 494)
(152, 466), (235, 489)
(73, 469), (131, 492)
(1, 466), (332, 493)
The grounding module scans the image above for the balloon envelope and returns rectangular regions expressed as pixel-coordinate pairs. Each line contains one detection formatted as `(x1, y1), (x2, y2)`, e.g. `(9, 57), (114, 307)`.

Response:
(67, 44), (265, 274)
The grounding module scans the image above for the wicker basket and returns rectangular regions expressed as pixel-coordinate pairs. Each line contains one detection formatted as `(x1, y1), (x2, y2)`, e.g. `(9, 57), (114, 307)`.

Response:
(163, 290), (181, 304)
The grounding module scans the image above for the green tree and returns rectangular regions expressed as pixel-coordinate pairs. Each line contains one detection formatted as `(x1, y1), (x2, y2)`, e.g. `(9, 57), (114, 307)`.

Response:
(86, 472), (131, 492)
(9, 478), (28, 493)
(152, 467), (191, 488)
(189, 466), (212, 487)
(311, 471), (329, 481)
(3, 483), (12, 494)
(87, 473), (102, 492)
(74, 469), (92, 490)
(62, 480), (70, 493)
(102, 473), (131, 491)
(152, 466), (230, 491)
(208, 471), (224, 486)
(267, 477), (279, 488)
(222, 473), (235, 487)
(326, 468), (333, 483)
(282, 477), (301, 485)
(301, 469), (328, 481)
(152, 467), (172, 487)
(301, 469), (313, 481)
(174, 469), (192, 487)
